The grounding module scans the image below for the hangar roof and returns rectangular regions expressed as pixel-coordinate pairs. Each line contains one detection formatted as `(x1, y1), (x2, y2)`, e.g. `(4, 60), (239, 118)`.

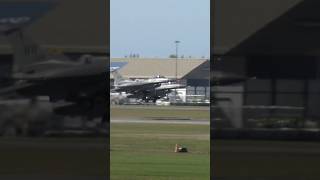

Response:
(110, 58), (208, 79)
(213, 0), (320, 56)
(183, 60), (209, 80)
(0, 0), (108, 54)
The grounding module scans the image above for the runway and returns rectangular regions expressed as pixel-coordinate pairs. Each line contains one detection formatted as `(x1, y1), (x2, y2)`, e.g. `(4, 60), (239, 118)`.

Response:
(111, 105), (209, 111)
(111, 118), (209, 125)
(110, 105), (210, 124)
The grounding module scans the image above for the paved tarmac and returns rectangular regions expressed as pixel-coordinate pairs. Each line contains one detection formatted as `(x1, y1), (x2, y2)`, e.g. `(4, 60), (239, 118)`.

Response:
(111, 118), (209, 125)
(111, 105), (209, 111)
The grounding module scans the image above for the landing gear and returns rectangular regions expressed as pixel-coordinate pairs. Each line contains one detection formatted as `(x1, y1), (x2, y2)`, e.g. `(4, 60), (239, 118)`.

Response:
(142, 96), (158, 103)
(142, 96), (149, 103)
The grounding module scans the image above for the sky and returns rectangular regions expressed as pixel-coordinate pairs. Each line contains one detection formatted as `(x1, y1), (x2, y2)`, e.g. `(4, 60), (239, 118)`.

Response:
(111, 0), (210, 58)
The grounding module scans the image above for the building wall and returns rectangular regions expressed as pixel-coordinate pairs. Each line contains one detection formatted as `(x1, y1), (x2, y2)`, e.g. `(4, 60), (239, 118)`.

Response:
(213, 55), (320, 128)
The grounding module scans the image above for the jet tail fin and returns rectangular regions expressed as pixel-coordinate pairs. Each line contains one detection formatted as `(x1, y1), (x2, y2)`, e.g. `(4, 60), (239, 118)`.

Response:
(110, 62), (128, 86)
(0, 2), (57, 72)
(7, 29), (46, 73)
(111, 70), (126, 86)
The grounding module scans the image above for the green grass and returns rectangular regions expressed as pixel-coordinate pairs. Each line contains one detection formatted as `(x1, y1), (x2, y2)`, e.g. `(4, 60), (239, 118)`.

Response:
(111, 105), (209, 120)
(212, 140), (320, 179)
(110, 123), (210, 180)
(0, 137), (107, 176)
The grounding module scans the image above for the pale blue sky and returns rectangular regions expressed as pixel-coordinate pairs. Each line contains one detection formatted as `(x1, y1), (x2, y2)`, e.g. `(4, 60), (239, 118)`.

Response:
(111, 0), (210, 58)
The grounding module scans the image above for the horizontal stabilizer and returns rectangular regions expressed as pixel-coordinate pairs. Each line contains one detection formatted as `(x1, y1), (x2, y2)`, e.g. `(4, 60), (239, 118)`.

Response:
(0, 2), (56, 34)
(110, 62), (128, 72)
(0, 81), (33, 96)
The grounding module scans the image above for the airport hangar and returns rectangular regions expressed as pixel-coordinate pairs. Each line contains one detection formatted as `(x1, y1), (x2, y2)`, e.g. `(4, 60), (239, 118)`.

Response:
(213, 0), (320, 128)
(0, 0), (109, 76)
(110, 58), (210, 101)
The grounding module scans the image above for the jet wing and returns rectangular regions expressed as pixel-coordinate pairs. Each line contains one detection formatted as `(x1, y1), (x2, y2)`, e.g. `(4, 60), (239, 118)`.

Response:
(12, 59), (107, 80)
(155, 84), (186, 91)
(114, 81), (161, 93)
(0, 81), (33, 96)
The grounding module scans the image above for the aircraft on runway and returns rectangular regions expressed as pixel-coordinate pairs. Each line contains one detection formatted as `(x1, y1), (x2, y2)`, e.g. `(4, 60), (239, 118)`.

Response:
(111, 70), (185, 103)
(0, 2), (108, 128)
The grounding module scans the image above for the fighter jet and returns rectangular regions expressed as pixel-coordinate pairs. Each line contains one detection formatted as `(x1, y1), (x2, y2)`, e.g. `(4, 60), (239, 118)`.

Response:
(111, 70), (185, 103)
(119, 82), (186, 103)
(153, 82), (186, 100)
(0, 2), (108, 125)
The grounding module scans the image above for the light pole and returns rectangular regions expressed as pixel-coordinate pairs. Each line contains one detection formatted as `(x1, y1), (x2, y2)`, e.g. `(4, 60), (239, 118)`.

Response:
(174, 40), (180, 103)
(175, 40), (180, 80)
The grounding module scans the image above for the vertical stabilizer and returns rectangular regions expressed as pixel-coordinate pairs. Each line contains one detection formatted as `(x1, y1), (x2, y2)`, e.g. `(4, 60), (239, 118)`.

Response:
(110, 62), (128, 86)
(0, 2), (56, 72)
(111, 70), (126, 86)
(7, 29), (46, 72)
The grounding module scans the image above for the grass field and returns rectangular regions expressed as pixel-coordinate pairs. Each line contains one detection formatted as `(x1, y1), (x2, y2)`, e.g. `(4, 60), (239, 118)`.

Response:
(111, 105), (210, 179)
(111, 105), (209, 120)
(110, 123), (210, 180)
(212, 140), (320, 179)
(0, 137), (107, 177)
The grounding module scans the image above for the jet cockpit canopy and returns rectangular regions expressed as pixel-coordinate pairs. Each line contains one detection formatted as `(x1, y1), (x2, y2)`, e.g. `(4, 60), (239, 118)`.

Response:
(153, 75), (166, 79)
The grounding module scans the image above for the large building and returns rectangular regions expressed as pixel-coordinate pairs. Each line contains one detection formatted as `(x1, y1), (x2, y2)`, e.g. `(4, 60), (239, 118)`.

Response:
(213, 0), (320, 128)
(110, 58), (210, 100)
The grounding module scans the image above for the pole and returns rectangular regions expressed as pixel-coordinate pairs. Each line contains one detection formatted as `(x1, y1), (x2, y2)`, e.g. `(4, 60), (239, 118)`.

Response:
(175, 41), (179, 80)
(174, 41), (180, 103)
